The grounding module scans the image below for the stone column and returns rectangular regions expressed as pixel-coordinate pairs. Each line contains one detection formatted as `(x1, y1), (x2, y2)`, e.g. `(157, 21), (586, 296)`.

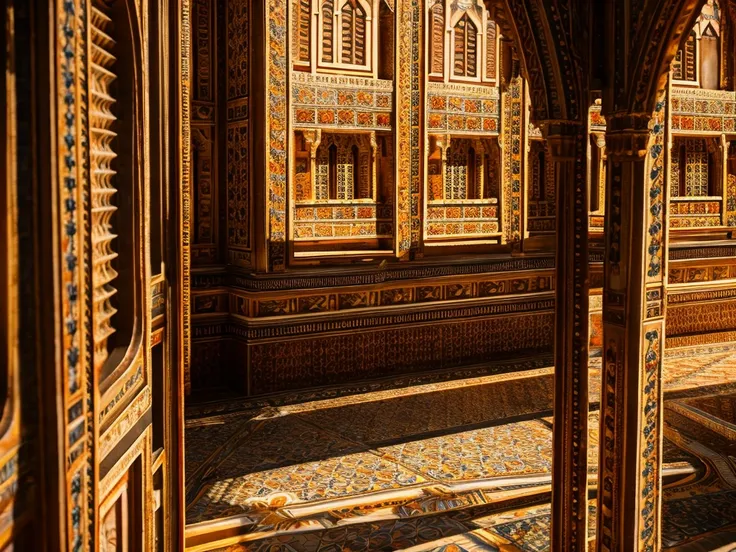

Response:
(720, 134), (727, 221)
(304, 129), (322, 200)
(547, 122), (590, 552)
(592, 133), (607, 216)
(597, 95), (668, 552)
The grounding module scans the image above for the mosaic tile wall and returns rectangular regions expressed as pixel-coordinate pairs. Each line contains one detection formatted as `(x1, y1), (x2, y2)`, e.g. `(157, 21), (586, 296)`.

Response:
(186, 0), (736, 399)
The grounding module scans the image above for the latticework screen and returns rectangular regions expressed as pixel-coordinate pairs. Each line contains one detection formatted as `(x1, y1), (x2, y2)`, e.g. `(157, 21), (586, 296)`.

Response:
(453, 15), (478, 78)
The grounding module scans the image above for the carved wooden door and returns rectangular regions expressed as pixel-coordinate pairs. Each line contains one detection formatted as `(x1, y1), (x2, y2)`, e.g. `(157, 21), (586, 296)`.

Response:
(0, 0), (188, 549)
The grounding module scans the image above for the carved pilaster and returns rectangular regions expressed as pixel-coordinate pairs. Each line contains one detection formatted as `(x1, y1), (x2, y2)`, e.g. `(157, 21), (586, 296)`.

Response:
(303, 129), (322, 201)
(719, 134), (727, 223)
(591, 132), (607, 216)
(727, 140), (736, 227)
(545, 121), (590, 552)
(597, 91), (668, 552)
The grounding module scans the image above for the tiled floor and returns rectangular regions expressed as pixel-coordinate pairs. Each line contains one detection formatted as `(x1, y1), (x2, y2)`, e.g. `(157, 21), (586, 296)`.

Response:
(186, 345), (736, 551)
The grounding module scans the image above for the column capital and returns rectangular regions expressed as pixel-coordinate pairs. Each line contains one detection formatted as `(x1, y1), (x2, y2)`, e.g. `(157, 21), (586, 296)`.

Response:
(604, 112), (652, 160)
(540, 121), (584, 161)
(591, 132), (606, 149)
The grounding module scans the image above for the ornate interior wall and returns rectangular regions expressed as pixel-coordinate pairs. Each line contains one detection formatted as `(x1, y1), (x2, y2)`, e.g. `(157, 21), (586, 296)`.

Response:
(188, 0), (736, 398)
(0, 0), (188, 549)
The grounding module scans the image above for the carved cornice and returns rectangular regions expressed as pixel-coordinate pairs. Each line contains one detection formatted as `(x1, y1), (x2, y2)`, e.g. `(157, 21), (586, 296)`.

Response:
(213, 257), (557, 291)
(192, 295), (555, 341)
(542, 121), (584, 160)
(604, 112), (652, 160)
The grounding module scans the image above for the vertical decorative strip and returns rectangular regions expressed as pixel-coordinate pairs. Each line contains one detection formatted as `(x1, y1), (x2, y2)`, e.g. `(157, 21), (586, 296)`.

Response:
(80, 0), (95, 544)
(501, 69), (522, 244)
(191, 0), (218, 265)
(638, 87), (667, 552)
(645, 95), (665, 281)
(394, 0), (412, 258)
(225, 0), (252, 268)
(266, 0), (287, 271)
(409, 0), (421, 256)
(58, 0), (90, 549)
(638, 329), (661, 552)
(182, 0), (194, 396)
(727, 172), (736, 226)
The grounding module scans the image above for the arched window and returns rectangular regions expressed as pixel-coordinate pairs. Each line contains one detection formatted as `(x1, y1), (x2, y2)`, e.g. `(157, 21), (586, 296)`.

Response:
(672, 32), (697, 82)
(429, 0), (445, 75)
(90, 0), (141, 384)
(378, 0), (394, 79)
(322, 0), (335, 63)
(453, 14), (478, 78)
(292, 0), (312, 64)
(428, 2), (496, 83)
(486, 19), (496, 81)
(341, 0), (367, 66)
(700, 22), (720, 90)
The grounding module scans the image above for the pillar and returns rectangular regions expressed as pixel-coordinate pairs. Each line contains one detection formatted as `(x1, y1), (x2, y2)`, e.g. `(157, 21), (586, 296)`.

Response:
(597, 93), (668, 552)
(548, 122), (590, 552)
(720, 134), (727, 221)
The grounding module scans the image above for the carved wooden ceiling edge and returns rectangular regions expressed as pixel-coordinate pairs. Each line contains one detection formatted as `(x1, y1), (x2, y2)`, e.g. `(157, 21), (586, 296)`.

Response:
(485, 0), (585, 125)
(627, 0), (707, 114)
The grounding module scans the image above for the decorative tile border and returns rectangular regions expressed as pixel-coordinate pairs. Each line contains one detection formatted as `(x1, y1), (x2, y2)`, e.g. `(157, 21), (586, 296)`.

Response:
(671, 87), (736, 134)
(291, 72), (393, 131)
(223, 271), (555, 319)
(395, 0), (413, 258)
(265, 0), (288, 270)
(426, 82), (501, 135)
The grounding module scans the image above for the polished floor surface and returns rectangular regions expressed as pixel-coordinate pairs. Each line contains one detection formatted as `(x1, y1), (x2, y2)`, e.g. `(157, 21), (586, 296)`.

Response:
(184, 344), (736, 551)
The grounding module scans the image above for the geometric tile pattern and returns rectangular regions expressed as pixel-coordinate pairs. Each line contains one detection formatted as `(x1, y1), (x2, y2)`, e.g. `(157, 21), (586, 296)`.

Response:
(295, 372), (555, 445)
(661, 490), (736, 548)
(187, 417), (424, 524)
(186, 345), (736, 550)
(379, 421), (553, 482)
(482, 502), (598, 552)
(222, 514), (475, 552)
(663, 349), (736, 393)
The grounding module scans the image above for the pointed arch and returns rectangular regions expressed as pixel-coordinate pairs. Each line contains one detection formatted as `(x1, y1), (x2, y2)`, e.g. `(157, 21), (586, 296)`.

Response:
(429, 0), (445, 75)
(453, 13), (479, 77)
(292, 0), (312, 63)
(322, 0), (335, 63)
(626, 0), (707, 113)
(486, 18), (497, 80)
(341, 0), (368, 65)
(487, 0), (585, 122)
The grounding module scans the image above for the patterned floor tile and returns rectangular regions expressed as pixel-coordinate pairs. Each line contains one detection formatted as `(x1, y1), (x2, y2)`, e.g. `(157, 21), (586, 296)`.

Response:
(229, 515), (474, 552)
(683, 392), (736, 426)
(379, 420), (553, 482)
(185, 419), (250, 484)
(187, 344), (736, 551)
(297, 373), (554, 446)
(400, 532), (503, 552)
(662, 490), (736, 548)
(477, 502), (596, 552)
(663, 351), (736, 392)
(187, 416), (425, 524)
